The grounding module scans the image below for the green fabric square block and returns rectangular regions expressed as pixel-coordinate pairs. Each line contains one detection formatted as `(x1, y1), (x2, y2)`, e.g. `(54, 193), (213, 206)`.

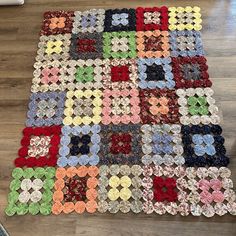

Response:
(76, 66), (94, 83)
(187, 96), (209, 115)
(5, 167), (56, 216)
(103, 31), (136, 59)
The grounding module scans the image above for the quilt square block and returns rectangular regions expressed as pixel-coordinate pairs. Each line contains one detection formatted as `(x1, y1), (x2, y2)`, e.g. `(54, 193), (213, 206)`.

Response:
(40, 11), (75, 35)
(169, 30), (204, 57)
(57, 125), (101, 167)
(52, 166), (99, 214)
(103, 31), (136, 59)
(99, 124), (141, 164)
(36, 34), (71, 62)
(98, 165), (143, 213)
(102, 89), (140, 125)
(139, 89), (179, 124)
(168, 6), (202, 31)
(31, 61), (67, 93)
(136, 30), (170, 58)
(72, 9), (105, 33)
(142, 166), (189, 215)
(26, 92), (66, 127)
(103, 59), (138, 89)
(136, 6), (168, 31)
(185, 167), (236, 217)
(70, 33), (103, 59)
(104, 8), (136, 32)
(63, 59), (107, 90)
(5, 167), (55, 216)
(181, 125), (229, 167)
(141, 124), (184, 166)
(172, 56), (212, 89)
(14, 126), (61, 167)
(137, 58), (174, 89)
(177, 88), (220, 125)
(63, 89), (102, 126)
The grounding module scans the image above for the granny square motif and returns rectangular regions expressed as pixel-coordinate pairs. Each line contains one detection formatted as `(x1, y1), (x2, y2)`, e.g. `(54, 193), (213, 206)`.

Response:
(36, 34), (71, 62)
(172, 56), (212, 88)
(98, 165), (143, 213)
(99, 124), (141, 164)
(103, 31), (136, 59)
(26, 92), (66, 127)
(177, 88), (220, 125)
(104, 8), (136, 32)
(70, 33), (103, 59)
(169, 30), (204, 57)
(136, 30), (170, 58)
(72, 9), (105, 33)
(141, 124), (184, 166)
(168, 6), (202, 31)
(40, 11), (75, 35)
(136, 6), (168, 31)
(5, 6), (236, 218)
(102, 88), (141, 125)
(63, 90), (102, 126)
(14, 126), (61, 167)
(181, 125), (229, 167)
(62, 59), (107, 90)
(5, 167), (56, 216)
(137, 58), (174, 89)
(57, 125), (101, 167)
(52, 166), (99, 214)
(102, 59), (138, 90)
(139, 89), (179, 124)
(31, 61), (66, 93)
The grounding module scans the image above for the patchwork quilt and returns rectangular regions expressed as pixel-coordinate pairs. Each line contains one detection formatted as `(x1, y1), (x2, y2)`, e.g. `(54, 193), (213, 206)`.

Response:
(5, 6), (236, 217)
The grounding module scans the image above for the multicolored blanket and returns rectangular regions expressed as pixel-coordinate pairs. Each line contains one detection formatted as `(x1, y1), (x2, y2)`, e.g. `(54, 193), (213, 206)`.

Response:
(5, 6), (236, 217)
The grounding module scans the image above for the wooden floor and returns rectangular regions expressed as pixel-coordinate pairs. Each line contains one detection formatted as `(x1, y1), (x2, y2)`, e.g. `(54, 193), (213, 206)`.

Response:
(0, 0), (236, 235)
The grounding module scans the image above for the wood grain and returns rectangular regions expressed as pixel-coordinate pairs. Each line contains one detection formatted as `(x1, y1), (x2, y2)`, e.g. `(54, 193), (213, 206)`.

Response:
(0, 0), (236, 235)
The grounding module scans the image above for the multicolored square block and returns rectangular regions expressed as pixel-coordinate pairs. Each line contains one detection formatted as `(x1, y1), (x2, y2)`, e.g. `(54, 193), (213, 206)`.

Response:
(102, 88), (141, 124)
(70, 33), (103, 59)
(169, 30), (204, 57)
(14, 126), (61, 167)
(104, 8), (136, 32)
(177, 88), (220, 125)
(139, 89), (179, 124)
(99, 124), (141, 164)
(103, 59), (138, 90)
(142, 166), (189, 215)
(103, 31), (136, 59)
(26, 92), (65, 127)
(141, 124), (184, 166)
(72, 9), (105, 33)
(172, 56), (212, 88)
(181, 125), (229, 167)
(57, 125), (100, 167)
(36, 34), (71, 62)
(5, 167), (55, 216)
(31, 61), (66, 93)
(52, 166), (99, 214)
(63, 89), (102, 126)
(137, 58), (174, 89)
(168, 6), (202, 31)
(136, 30), (170, 58)
(40, 11), (74, 35)
(136, 6), (168, 31)
(98, 165), (143, 213)
(62, 59), (106, 90)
